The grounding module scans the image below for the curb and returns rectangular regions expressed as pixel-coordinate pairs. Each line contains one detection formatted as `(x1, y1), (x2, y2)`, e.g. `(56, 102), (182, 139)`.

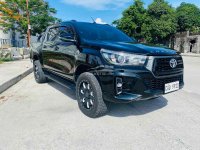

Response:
(0, 68), (33, 94)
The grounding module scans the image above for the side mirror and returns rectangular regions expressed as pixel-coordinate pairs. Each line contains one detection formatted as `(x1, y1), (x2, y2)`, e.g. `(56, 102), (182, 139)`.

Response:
(37, 33), (44, 42)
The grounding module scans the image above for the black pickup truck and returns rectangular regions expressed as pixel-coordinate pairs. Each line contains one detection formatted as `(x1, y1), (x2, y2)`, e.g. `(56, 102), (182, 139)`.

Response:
(31, 21), (184, 118)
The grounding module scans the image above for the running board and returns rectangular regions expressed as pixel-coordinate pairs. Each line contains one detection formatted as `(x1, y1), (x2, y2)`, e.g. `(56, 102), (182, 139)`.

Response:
(44, 71), (75, 90)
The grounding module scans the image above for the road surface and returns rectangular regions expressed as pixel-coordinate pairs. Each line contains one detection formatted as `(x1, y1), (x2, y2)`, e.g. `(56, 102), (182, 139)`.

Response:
(0, 56), (200, 150)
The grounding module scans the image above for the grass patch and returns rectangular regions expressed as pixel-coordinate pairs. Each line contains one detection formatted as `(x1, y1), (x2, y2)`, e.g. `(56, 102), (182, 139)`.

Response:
(0, 58), (12, 64)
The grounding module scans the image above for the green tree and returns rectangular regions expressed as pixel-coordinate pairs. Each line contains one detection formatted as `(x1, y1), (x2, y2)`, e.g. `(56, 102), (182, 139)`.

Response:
(0, 0), (60, 36)
(143, 0), (177, 44)
(113, 0), (146, 39)
(176, 3), (200, 32)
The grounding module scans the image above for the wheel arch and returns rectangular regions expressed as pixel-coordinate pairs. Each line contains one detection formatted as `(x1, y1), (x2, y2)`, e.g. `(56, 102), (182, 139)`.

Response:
(74, 64), (92, 81)
(74, 64), (103, 89)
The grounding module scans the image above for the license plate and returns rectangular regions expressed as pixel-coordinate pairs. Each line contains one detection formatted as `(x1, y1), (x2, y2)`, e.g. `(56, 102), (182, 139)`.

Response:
(165, 81), (179, 94)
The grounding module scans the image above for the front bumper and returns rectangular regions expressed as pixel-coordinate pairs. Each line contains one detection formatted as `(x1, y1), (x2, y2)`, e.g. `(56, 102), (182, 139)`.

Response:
(97, 68), (184, 103)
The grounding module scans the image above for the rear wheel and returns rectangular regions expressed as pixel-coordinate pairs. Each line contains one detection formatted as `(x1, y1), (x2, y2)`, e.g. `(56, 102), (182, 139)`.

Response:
(33, 60), (47, 83)
(76, 72), (108, 118)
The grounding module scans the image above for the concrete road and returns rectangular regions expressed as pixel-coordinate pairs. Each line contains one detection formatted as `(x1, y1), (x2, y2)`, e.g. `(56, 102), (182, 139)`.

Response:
(0, 57), (200, 150)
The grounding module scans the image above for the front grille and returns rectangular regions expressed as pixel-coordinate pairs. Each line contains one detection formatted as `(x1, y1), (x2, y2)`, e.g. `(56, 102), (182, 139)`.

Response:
(144, 75), (183, 91)
(153, 56), (184, 76)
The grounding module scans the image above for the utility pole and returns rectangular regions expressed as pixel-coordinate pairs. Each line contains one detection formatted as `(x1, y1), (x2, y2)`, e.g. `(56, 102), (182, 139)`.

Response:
(26, 0), (31, 48)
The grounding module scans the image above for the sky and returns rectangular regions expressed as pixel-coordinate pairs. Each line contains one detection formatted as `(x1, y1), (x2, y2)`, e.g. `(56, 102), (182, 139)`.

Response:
(46, 0), (200, 24)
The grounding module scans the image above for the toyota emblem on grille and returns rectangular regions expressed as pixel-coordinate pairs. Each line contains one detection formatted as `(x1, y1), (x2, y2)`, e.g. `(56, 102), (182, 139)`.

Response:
(169, 59), (177, 68)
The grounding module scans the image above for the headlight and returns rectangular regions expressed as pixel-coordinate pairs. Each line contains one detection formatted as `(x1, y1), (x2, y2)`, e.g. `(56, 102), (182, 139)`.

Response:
(101, 49), (147, 66)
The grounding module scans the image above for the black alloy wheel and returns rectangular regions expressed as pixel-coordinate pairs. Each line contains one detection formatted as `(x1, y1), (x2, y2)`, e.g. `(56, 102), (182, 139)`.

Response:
(76, 72), (108, 118)
(79, 81), (95, 110)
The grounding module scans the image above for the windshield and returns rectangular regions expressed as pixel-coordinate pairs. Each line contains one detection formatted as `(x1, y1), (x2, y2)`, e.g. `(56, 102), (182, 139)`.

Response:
(75, 22), (135, 42)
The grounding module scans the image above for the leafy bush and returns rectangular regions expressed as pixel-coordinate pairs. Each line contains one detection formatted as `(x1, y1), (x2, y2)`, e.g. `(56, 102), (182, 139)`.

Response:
(0, 58), (12, 64)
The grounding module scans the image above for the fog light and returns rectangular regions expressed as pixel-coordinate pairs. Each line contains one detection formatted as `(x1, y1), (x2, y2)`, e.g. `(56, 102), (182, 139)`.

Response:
(116, 77), (123, 95)
(117, 83), (123, 88)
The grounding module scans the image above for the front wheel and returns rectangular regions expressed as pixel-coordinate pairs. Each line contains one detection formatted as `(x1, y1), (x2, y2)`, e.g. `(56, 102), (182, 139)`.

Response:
(76, 72), (108, 118)
(33, 60), (47, 83)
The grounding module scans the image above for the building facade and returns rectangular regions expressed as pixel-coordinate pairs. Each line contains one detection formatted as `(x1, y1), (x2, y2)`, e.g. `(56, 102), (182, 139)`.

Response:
(0, 0), (12, 48)
(0, 0), (26, 48)
(174, 31), (200, 54)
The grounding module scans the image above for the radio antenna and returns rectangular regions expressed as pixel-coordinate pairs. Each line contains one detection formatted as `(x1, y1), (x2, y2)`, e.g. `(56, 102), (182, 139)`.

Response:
(91, 17), (96, 23)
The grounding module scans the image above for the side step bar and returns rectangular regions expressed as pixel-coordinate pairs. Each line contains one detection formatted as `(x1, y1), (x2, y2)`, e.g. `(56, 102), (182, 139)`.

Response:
(44, 71), (75, 90)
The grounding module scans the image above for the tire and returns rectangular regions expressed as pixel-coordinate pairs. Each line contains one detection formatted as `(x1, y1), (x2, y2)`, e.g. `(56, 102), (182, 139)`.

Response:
(76, 72), (108, 118)
(33, 60), (47, 83)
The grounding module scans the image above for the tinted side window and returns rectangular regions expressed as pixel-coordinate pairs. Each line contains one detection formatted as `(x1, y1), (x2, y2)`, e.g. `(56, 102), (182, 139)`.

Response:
(59, 26), (75, 39)
(46, 27), (59, 42)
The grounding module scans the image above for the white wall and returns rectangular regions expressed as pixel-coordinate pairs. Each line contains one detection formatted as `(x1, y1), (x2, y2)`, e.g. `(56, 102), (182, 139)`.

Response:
(0, 30), (11, 39)
(0, 29), (12, 48)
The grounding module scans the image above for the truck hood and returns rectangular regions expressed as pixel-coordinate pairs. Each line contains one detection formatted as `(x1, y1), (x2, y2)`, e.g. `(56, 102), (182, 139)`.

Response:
(81, 40), (178, 56)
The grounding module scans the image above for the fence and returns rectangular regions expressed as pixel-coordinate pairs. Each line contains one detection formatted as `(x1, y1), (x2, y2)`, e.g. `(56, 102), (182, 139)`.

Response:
(0, 38), (27, 49)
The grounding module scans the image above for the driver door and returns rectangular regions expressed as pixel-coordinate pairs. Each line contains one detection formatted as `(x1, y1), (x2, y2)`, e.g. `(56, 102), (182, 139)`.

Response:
(51, 25), (78, 80)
